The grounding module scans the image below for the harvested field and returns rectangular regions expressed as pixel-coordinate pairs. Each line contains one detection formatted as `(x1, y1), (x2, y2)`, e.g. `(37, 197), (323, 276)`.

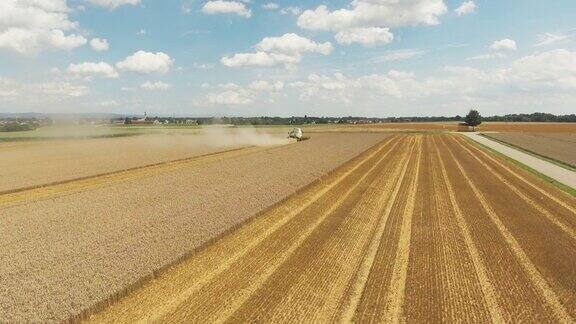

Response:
(484, 132), (576, 167)
(87, 134), (576, 323)
(0, 132), (387, 322)
(0, 131), (289, 193)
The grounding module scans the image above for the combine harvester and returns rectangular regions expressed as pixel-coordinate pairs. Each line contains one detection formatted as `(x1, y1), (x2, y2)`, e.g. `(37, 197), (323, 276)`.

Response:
(288, 127), (308, 141)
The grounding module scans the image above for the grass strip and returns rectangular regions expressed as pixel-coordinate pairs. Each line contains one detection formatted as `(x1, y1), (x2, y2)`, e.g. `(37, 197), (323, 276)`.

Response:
(480, 133), (576, 172)
(464, 136), (576, 197)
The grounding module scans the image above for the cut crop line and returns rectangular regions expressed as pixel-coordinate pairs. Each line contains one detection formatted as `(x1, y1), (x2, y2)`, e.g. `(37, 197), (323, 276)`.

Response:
(454, 136), (576, 241)
(146, 136), (402, 322)
(433, 136), (504, 323)
(382, 136), (423, 323)
(441, 137), (573, 323)
(458, 135), (575, 215)
(210, 137), (413, 324)
(0, 146), (263, 208)
(338, 137), (417, 323)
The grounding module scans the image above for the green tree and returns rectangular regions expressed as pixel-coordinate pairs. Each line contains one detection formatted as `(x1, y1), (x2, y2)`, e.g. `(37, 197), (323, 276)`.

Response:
(465, 109), (482, 131)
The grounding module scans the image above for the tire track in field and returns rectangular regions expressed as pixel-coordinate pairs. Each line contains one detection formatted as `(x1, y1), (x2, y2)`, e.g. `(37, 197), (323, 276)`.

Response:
(432, 136), (504, 323)
(226, 138), (415, 323)
(380, 136), (422, 323)
(162, 137), (407, 323)
(453, 136), (576, 240)
(460, 136), (575, 214)
(352, 137), (422, 322)
(402, 136), (491, 322)
(440, 136), (573, 323)
(86, 136), (401, 323)
(335, 138), (416, 323)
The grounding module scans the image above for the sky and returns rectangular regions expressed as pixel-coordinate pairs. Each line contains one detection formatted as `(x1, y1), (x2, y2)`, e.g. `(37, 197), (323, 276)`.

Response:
(0, 0), (575, 117)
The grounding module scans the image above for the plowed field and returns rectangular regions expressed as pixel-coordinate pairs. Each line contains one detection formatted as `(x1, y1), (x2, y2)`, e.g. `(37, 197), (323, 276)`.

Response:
(88, 134), (576, 323)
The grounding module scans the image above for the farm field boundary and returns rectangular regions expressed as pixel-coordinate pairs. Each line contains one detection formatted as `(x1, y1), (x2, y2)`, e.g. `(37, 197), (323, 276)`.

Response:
(462, 133), (576, 193)
(463, 136), (576, 197)
(0, 146), (262, 206)
(480, 133), (575, 171)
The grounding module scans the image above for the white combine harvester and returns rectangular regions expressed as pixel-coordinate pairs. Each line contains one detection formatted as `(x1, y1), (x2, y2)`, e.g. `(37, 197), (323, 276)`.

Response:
(288, 127), (304, 141)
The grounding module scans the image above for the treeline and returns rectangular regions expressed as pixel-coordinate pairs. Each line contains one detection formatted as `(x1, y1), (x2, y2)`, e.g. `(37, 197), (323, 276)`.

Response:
(0, 122), (39, 132)
(482, 113), (576, 122)
(192, 112), (576, 125)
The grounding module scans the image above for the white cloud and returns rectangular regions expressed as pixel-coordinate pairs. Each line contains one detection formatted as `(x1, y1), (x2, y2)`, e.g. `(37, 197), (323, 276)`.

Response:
(99, 100), (119, 107)
(467, 53), (506, 60)
(469, 38), (517, 60)
(280, 6), (301, 16)
(535, 33), (571, 47)
(297, 1), (447, 32)
(335, 27), (393, 47)
(116, 51), (174, 74)
(39, 82), (89, 97)
(505, 49), (576, 91)
(86, 0), (141, 9)
(285, 49), (576, 115)
(67, 62), (119, 79)
(454, 1), (477, 16)
(136, 29), (146, 36)
(90, 38), (109, 51)
(202, 0), (251, 18)
(255, 33), (332, 56)
(377, 49), (427, 62)
(222, 33), (332, 68)
(0, 0), (86, 54)
(199, 79), (285, 106)
(248, 80), (284, 92)
(141, 81), (171, 90)
(207, 90), (253, 105)
(262, 2), (279, 10)
(490, 38), (517, 51)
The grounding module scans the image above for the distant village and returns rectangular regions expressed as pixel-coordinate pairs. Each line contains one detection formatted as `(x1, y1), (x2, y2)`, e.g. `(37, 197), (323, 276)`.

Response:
(1, 112), (574, 132)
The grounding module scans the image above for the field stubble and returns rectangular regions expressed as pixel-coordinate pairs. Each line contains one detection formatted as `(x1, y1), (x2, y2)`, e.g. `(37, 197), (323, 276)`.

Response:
(0, 132), (388, 322)
(88, 133), (576, 323)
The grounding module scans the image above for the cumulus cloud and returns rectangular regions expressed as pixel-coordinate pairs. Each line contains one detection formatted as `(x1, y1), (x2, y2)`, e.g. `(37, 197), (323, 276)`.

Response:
(248, 80), (284, 92)
(468, 38), (517, 60)
(86, 0), (141, 9)
(90, 38), (109, 51)
(202, 0), (251, 18)
(377, 49), (427, 62)
(141, 81), (171, 90)
(454, 1), (477, 16)
(200, 79), (285, 105)
(66, 62), (119, 79)
(207, 90), (253, 105)
(280, 7), (301, 16)
(286, 49), (576, 115)
(297, 1), (447, 32)
(535, 33), (571, 47)
(262, 2), (279, 10)
(505, 49), (576, 91)
(0, 0), (86, 54)
(39, 82), (89, 97)
(490, 38), (517, 51)
(335, 27), (393, 46)
(116, 51), (174, 74)
(222, 33), (332, 68)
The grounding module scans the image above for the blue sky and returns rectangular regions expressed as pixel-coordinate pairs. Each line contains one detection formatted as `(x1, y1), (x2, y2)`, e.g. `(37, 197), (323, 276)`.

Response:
(1, 0), (575, 117)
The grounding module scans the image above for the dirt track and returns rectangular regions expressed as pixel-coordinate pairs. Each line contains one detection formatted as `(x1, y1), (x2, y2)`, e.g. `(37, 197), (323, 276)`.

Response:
(88, 134), (576, 323)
